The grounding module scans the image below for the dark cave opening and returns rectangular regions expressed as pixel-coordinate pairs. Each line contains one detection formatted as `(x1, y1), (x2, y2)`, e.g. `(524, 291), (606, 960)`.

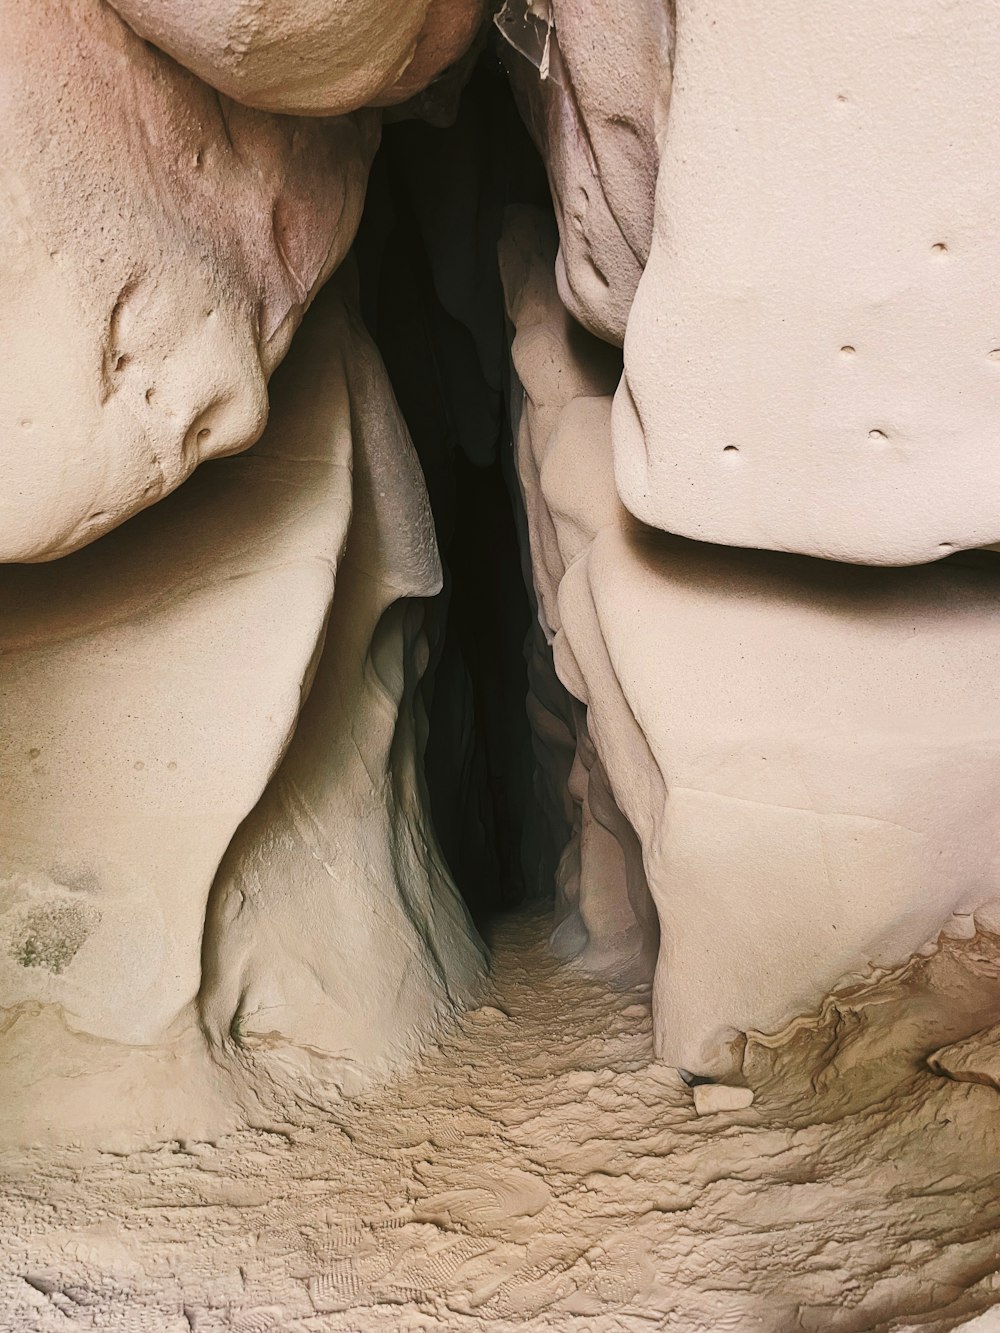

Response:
(355, 52), (553, 920)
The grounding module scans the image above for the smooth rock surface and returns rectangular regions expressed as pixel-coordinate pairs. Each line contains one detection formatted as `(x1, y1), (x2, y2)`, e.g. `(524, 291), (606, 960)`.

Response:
(0, 0), (377, 562)
(615, 0), (1000, 564)
(559, 532), (1000, 1074)
(108, 0), (488, 115)
(692, 1084), (755, 1116)
(500, 206), (622, 638)
(199, 287), (486, 1106)
(501, 0), (670, 344)
(0, 280), (484, 1143)
(0, 289), (354, 1054)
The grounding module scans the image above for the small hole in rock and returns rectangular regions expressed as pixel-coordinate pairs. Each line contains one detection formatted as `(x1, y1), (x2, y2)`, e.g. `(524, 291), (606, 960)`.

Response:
(840, 345), (855, 356)
(722, 445), (739, 454)
(931, 242), (948, 254)
(197, 428), (212, 444)
(868, 429), (887, 441)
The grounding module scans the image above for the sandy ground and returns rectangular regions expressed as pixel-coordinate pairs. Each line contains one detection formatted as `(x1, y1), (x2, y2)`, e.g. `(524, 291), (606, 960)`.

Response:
(2, 910), (1000, 1333)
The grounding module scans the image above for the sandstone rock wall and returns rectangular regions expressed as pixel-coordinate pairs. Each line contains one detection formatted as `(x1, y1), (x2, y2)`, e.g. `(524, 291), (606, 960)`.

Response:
(107, 0), (488, 115)
(500, 208), (658, 986)
(614, 0), (1000, 565)
(498, 0), (671, 345)
(1, 0), (377, 562)
(0, 279), (484, 1143)
(502, 206), (1000, 1079)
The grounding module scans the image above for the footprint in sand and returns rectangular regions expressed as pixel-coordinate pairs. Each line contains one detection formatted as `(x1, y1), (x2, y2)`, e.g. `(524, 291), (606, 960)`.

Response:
(413, 1166), (551, 1243)
(308, 1264), (367, 1313)
(585, 1232), (655, 1305)
(484, 1264), (579, 1320)
(230, 1308), (286, 1333)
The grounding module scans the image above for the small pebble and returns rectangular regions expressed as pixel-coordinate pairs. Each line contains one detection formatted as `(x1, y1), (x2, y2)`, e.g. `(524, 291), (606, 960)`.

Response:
(693, 1084), (755, 1116)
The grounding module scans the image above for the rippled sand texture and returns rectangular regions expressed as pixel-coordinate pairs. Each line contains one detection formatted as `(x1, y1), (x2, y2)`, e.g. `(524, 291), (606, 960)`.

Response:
(3, 911), (999, 1333)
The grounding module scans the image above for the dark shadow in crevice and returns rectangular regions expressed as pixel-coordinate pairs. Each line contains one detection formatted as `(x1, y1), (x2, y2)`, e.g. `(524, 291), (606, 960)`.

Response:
(355, 51), (552, 920)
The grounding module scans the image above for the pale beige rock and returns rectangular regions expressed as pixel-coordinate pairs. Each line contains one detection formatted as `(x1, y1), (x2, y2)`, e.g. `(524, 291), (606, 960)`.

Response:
(0, 281), (483, 1143)
(107, 0), (488, 116)
(500, 209), (1000, 1081)
(954, 1310), (1000, 1332)
(0, 0), (377, 562)
(500, 207), (621, 637)
(0, 1), (997, 1322)
(692, 1083), (754, 1116)
(566, 716), (657, 980)
(0, 294), (353, 1054)
(559, 532), (1000, 1075)
(501, 208), (656, 981)
(615, 0), (1000, 563)
(198, 291), (485, 1106)
(524, 617), (578, 900)
(500, 0), (670, 344)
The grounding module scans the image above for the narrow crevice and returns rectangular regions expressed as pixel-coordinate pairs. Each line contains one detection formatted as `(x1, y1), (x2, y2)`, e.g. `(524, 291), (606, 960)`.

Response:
(355, 52), (553, 919)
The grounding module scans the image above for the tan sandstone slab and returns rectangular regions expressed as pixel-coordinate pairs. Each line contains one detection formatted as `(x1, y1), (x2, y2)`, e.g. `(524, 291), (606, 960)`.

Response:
(693, 1084), (755, 1116)
(614, 0), (1000, 564)
(557, 534), (1000, 1074)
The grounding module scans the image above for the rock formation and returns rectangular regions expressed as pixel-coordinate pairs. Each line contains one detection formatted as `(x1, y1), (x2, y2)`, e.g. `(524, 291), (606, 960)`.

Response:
(614, 0), (1000, 564)
(498, 0), (670, 345)
(2, 1), (1000, 1327)
(500, 208), (658, 984)
(0, 278), (483, 1143)
(106, 0), (488, 115)
(502, 205), (1000, 1078)
(1, 0), (377, 561)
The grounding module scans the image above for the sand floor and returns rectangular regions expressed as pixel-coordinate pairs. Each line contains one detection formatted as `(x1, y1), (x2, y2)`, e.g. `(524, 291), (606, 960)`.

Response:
(3, 910), (1000, 1333)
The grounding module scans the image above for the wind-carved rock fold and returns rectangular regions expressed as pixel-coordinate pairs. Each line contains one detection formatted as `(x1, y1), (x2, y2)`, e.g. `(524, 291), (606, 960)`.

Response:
(106, 0), (489, 116)
(500, 207), (659, 988)
(0, 0), (377, 562)
(0, 278), (484, 1145)
(498, 0), (670, 346)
